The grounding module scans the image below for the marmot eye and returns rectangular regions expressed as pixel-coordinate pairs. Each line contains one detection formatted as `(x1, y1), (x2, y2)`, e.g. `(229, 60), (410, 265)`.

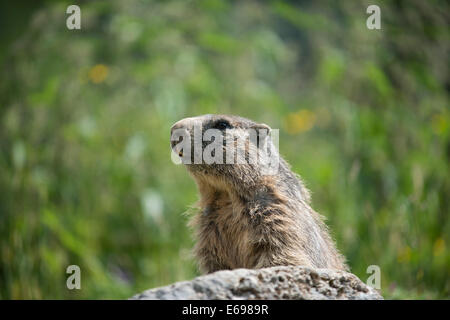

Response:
(214, 120), (231, 130)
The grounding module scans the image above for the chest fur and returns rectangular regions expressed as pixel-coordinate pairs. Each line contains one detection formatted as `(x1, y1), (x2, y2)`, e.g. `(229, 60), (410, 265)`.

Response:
(197, 194), (253, 269)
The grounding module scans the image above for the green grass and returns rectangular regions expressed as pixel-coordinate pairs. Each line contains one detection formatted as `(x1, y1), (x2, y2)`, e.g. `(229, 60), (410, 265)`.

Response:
(0, 0), (449, 299)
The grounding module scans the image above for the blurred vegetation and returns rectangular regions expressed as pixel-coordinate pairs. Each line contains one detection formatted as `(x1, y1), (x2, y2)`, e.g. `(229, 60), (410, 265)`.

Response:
(0, 0), (449, 299)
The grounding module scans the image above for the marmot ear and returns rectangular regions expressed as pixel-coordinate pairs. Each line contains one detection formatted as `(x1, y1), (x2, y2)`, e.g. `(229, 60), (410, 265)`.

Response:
(251, 123), (271, 133)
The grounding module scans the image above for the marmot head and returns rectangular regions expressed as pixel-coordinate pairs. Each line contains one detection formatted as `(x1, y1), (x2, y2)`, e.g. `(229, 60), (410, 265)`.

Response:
(170, 114), (279, 194)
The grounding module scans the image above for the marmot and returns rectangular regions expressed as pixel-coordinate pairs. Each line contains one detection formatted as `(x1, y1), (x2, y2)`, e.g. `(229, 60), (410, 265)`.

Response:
(170, 114), (348, 273)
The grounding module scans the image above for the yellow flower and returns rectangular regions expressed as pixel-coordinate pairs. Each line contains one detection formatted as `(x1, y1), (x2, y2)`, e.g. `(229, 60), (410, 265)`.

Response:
(433, 238), (445, 257)
(88, 64), (109, 84)
(285, 109), (316, 134)
(397, 246), (411, 263)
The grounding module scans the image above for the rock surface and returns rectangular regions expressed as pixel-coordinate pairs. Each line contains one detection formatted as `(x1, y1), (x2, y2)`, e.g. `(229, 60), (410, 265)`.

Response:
(131, 266), (382, 300)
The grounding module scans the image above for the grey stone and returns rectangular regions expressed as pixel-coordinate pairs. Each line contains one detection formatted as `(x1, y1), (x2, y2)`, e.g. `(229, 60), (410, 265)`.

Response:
(131, 266), (383, 300)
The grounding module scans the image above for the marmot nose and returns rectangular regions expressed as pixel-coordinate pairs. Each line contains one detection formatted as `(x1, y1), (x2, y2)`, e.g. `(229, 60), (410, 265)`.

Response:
(170, 118), (193, 150)
(170, 121), (185, 135)
(170, 117), (199, 135)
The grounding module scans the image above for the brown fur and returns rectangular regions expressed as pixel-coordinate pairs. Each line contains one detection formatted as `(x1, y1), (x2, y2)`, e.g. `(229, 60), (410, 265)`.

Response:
(171, 114), (349, 273)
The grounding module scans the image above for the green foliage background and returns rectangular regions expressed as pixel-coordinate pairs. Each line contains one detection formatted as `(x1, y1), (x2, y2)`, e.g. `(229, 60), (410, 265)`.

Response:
(0, 0), (449, 299)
